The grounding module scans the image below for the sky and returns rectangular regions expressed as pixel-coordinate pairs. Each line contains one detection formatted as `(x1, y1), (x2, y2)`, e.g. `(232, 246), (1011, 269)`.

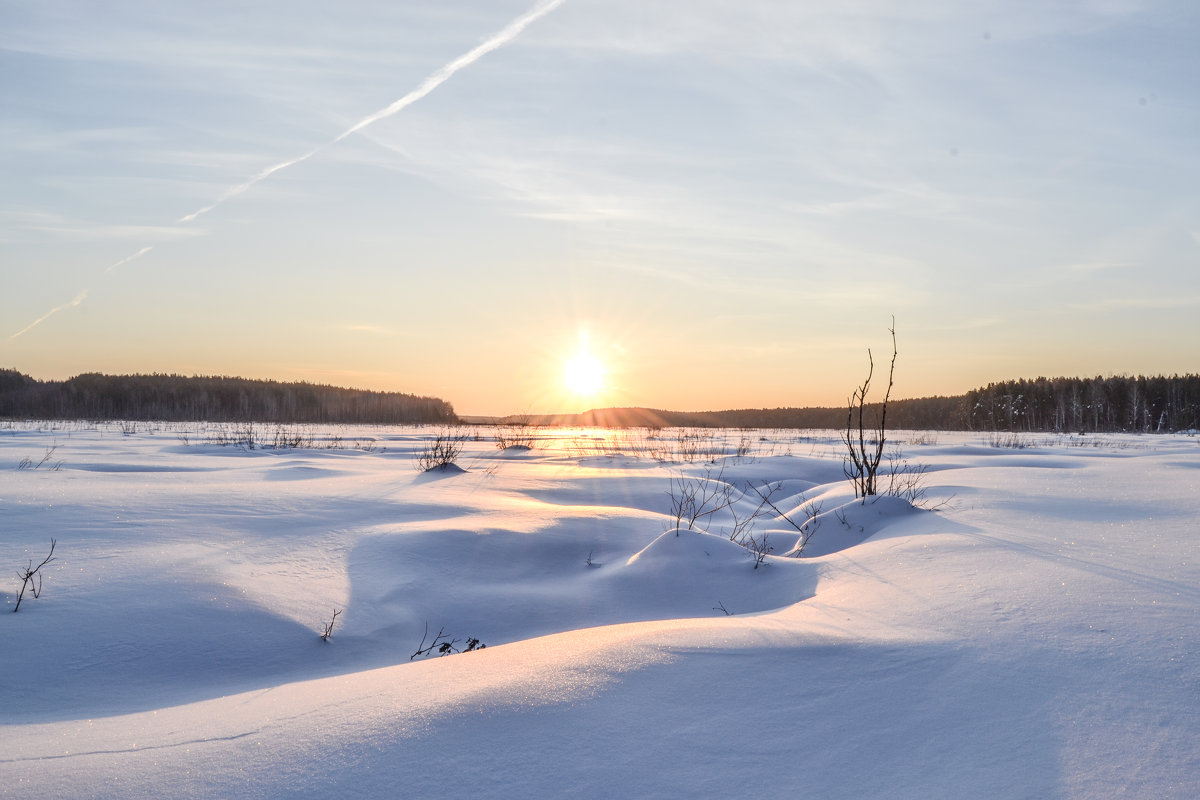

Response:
(2, 0), (1198, 416)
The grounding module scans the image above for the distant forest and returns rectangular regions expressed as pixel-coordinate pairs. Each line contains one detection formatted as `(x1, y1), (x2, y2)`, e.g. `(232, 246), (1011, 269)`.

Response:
(0, 370), (457, 425)
(3, 370), (1199, 432)
(520, 374), (1200, 433)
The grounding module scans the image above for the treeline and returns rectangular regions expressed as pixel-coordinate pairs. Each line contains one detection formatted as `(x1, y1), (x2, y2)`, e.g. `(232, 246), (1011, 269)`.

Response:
(517, 399), (963, 431)
(961, 375), (1200, 433)
(516, 374), (1200, 433)
(0, 370), (458, 425)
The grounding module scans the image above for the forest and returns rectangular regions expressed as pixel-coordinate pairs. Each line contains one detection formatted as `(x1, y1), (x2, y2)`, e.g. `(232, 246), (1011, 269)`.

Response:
(0, 370), (458, 425)
(522, 374), (1200, 433)
(3, 370), (1199, 432)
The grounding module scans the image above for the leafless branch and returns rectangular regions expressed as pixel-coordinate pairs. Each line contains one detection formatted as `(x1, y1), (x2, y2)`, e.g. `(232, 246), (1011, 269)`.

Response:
(842, 318), (897, 498)
(13, 539), (56, 612)
(320, 608), (342, 642)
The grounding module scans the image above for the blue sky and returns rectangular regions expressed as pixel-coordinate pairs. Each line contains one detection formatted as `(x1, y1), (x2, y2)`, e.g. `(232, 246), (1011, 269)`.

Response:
(2, 0), (1197, 415)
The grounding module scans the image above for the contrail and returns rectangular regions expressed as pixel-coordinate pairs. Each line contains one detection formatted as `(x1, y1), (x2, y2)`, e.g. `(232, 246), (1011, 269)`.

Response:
(333, 0), (566, 143)
(8, 290), (88, 341)
(9, 247), (146, 338)
(10, 0), (566, 342)
(104, 245), (154, 273)
(179, 0), (565, 224)
(177, 150), (320, 223)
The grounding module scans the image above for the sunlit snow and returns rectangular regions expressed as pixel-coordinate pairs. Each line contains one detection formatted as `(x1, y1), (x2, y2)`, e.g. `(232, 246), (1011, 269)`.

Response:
(2, 423), (1197, 798)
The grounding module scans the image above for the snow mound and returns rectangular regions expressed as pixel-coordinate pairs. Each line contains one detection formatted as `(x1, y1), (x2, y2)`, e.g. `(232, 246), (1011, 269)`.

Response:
(263, 464), (343, 481)
(796, 495), (924, 557)
(416, 461), (467, 479)
(625, 528), (756, 569)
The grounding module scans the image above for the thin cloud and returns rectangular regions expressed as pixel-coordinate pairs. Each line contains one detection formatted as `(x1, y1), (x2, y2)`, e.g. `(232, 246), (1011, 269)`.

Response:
(11, 0), (567, 344)
(178, 0), (566, 225)
(9, 290), (88, 341)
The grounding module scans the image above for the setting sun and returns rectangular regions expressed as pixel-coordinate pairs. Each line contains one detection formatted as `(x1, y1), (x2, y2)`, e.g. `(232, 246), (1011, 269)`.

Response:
(563, 351), (605, 397)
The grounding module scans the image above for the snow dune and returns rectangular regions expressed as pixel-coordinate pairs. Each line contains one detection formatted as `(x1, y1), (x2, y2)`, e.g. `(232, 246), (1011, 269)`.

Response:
(1, 424), (1197, 798)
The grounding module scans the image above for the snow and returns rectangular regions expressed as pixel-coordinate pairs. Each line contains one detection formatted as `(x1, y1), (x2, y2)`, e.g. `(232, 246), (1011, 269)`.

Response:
(1, 423), (1197, 798)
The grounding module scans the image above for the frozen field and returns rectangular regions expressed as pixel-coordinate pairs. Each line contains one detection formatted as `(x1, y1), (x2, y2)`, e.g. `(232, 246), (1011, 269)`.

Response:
(1, 422), (1197, 798)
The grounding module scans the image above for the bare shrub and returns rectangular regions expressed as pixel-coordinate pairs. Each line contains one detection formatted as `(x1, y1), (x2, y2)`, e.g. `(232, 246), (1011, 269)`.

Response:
(13, 539), (56, 612)
(496, 419), (540, 450)
(731, 432), (754, 461)
(988, 432), (1029, 449)
(904, 431), (939, 446)
(665, 469), (808, 567)
(410, 622), (486, 659)
(414, 427), (468, 472)
(270, 425), (316, 450)
(743, 530), (774, 569)
(884, 448), (929, 503)
(843, 319), (897, 499)
(749, 485), (823, 556)
(726, 481), (780, 543)
(319, 608), (342, 642)
(667, 465), (737, 533)
(17, 444), (62, 471)
(236, 422), (257, 450)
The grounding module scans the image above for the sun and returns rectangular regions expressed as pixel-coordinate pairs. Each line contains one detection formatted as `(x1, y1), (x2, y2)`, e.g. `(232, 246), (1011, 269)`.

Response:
(563, 351), (606, 397)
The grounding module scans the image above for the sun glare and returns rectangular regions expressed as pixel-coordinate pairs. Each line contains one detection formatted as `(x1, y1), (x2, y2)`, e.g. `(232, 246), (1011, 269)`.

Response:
(564, 351), (605, 397)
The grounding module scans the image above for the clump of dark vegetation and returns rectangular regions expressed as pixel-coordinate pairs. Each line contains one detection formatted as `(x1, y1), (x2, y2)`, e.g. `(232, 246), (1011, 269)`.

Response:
(410, 623), (486, 659)
(495, 416), (541, 450)
(414, 427), (468, 472)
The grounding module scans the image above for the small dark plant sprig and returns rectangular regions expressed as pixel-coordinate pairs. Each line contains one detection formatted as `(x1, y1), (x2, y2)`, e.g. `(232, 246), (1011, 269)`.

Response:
(319, 608), (342, 642)
(13, 539), (56, 612)
(17, 444), (62, 471)
(834, 506), (851, 528)
(410, 622), (486, 659)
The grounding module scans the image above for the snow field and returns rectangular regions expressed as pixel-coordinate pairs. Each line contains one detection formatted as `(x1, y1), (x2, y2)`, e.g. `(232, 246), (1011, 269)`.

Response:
(1, 423), (1197, 798)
